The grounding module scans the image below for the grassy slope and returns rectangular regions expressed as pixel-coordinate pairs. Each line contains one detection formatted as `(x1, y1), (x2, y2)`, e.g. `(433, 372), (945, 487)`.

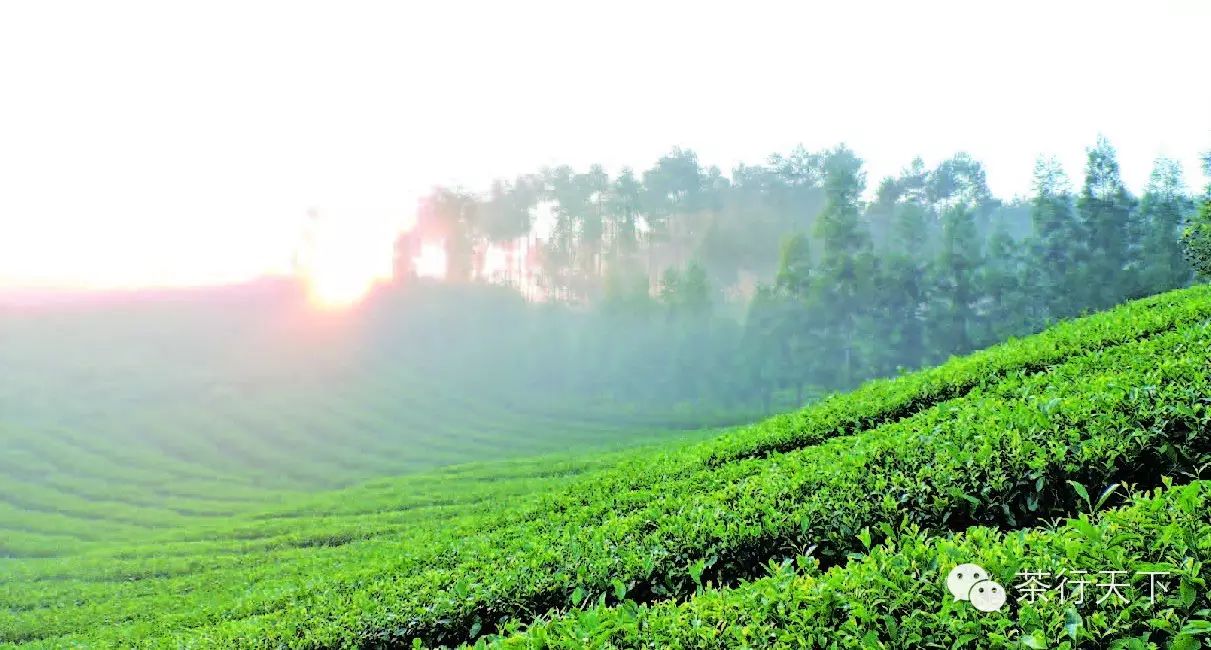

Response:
(0, 290), (725, 556)
(3, 285), (1211, 648)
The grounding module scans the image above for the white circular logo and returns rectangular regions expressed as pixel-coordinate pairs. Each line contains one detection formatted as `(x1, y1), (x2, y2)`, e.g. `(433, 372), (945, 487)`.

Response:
(946, 563), (988, 601)
(968, 579), (1007, 612)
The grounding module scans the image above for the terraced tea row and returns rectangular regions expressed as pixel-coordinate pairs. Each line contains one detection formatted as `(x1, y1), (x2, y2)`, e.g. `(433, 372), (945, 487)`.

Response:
(5, 287), (1208, 556)
(0, 376), (718, 554)
(707, 284), (1211, 465)
(8, 292), (1209, 648)
(489, 480), (1211, 648)
(2, 295), (739, 556)
(347, 320), (1211, 649)
(0, 453), (621, 588)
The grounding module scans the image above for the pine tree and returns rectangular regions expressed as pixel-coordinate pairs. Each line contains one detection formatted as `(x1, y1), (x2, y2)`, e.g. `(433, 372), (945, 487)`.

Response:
(743, 285), (790, 413)
(606, 168), (643, 264)
(927, 204), (982, 358)
(1027, 156), (1081, 320)
(869, 198), (930, 374)
(1138, 157), (1194, 294)
(773, 232), (813, 297)
(1076, 136), (1138, 308)
(977, 225), (1034, 345)
(771, 233), (819, 404)
(1182, 152), (1211, 279)
(811, 145), (873, 388)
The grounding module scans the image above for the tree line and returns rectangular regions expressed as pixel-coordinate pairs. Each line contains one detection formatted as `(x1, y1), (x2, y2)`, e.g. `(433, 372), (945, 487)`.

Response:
(382, 140), (1211, 416)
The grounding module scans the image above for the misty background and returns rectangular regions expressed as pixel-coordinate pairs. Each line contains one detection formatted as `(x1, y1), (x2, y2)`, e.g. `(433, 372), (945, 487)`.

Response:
(4, 141), (1209, 494)
(1, 0), (1210, 494)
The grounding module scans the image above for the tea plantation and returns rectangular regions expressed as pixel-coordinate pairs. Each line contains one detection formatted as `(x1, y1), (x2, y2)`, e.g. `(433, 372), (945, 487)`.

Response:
(5, 285), (1211, 648)
(0, 288), (729, 558)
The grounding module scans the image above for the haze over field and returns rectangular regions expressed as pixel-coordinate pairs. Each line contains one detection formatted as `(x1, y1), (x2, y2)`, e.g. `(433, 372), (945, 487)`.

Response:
(1, 0), (1209, 531)
(4, 2), (1211, 648)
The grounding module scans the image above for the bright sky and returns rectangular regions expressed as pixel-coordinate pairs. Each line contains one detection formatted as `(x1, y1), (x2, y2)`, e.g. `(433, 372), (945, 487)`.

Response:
(1, 0), (1208, 290)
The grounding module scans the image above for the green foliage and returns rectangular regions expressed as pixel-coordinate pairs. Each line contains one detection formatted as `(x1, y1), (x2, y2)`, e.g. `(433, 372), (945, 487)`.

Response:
(1183, 155), (1211, 279)
(1076, 136), (1139, 309)
(927, 203), (983, 355)
(1185, 203), (1211, 279)
(7, 286), (1211, 648)
(773, 232), (812, 298)
(810, 144), (873, 388)
(1026, 155), (1082, 316)
(1138, 157), (1194, 293)
(495, 481), (1211, 648)
(709, 284), (1211, 465)
(395, 140), (1201, 413)
(659, 261), (711, 319)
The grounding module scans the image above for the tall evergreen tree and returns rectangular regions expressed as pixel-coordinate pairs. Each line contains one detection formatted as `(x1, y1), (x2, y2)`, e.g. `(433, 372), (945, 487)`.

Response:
(977, 224), (1034, 345)
(581, 164), (610, 278)
(868, 188), (930, 374)
(606, 168), (643, 264)
(773, 232), (813, 298)
(811, 145), (872, 388)
(1182, 152), (1211, 279)
(642, 148), (707, 269)
(868, 157), (929, 251)
(927, 153), (996, 220)
(1076, 136), (1138, 308)
(773, 233), (818, 404)
(1026, 156), (1081, 319)
(743, 233), (820, 410)
(743, 284), (790, 413)
(927, 204), (982, 358)
(1138, 157), (1194, 294)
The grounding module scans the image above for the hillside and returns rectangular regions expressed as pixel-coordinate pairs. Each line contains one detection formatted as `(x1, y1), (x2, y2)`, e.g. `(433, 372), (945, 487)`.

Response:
(0, 280), (733, 556)
(3, 285), (1211, 648)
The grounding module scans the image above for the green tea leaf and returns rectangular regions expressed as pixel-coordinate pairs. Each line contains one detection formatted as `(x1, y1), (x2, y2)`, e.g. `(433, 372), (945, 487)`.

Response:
(1064, 607), (1083, 640)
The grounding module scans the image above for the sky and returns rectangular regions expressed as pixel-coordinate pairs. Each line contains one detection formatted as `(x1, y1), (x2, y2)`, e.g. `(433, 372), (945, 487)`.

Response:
(1, 0), (1208, 290)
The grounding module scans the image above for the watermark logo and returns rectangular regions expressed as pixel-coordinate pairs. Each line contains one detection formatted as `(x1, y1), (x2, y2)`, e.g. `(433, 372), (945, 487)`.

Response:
(1012, 569), (1170, 605)
(946, 563), (1173, 613)
(946, 563), (1007, 612)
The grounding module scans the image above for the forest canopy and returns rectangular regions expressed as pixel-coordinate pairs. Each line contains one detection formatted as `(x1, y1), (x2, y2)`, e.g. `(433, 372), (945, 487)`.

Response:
(376, 138), (1207, 417)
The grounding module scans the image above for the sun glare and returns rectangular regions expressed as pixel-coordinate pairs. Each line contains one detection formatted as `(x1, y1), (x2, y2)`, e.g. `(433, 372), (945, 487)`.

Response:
(306, 263), (380, 308)
(413, 242), (448, 279)
(302, 248), (385, 309)
(297, 209), (400, 309)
